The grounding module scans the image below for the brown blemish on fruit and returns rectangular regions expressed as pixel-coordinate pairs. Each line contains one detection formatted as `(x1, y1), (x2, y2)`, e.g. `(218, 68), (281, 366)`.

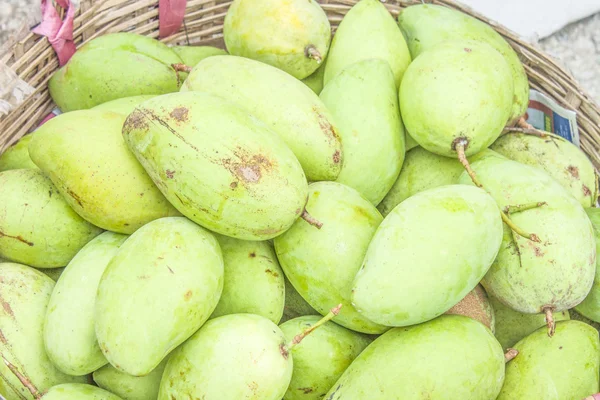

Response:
(220, 150), (274, 185)
(567, 165), (580, 179)
(166, 170), (176, 179)
(583, 185), (592, 196)
(333, 150), (341, 164)
(313, 106), (340, 142)
(0, 330), (6, 344)
(464, 47), (472, 52)
(230, 182), (238, 189)
(0, 230), (34, 247)
(249, 252), (256, 258)
(1, 298), (14, 319)
(123, 110), (150, 133)
(533, 246), (544, 257)
(265, 269), (279, 278)
(280, 343), (289, 359)
(170, 107), (189, 122)
(184, 290), (192, 301)
(167, 266), (175, 274)
(298, 388), (314, 394)
(66, 188), (84, 208)
(445, 285), (492, 329)
(140, 109), (200, 152)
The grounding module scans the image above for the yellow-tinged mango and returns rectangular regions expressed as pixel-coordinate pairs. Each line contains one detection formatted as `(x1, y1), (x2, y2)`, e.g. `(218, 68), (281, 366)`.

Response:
(0, 169), (102, 268)
(123, 91), (308, 241)
(95, 217), (223, 376)
(28, 110), (180, 234)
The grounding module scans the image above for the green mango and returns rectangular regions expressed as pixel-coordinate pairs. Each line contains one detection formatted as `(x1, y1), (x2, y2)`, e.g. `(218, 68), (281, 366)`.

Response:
(575, 208), (600, 322)
(274, 182), (388, 334)
(301, 61), (326, 94)
(158, 314), (292, 399)
(42, 383), (123, 399)
(398, 4), (529, 125)
(281, 276), (318, 323)
(92, 95), (157, 115)
(0, 263), (88, 399)
(458, 152), (596, 315)
(405, 132), (419, 151)
(181, 55), (342, 182)
(0, 134), (37, 172)
(28, 110), (180, 234)
(35, 267), (65, 282)
(95, 217), (223, 376)
(400, 40), (513, 157)
(324, 0), (411, 88)
(377, 146), (464, 217)
(0, 169), (102, 268)
(320, 59), (405, 205)
(491, 132), (599, 207)
(49, 33), (183, 112)
(498, 320), (600, 399)
(325, 315), (506, 399)
(210, 235), (284, 323)
(93, 357), (169, 400)
(44, 232), (128, 376)
(353, 184), (503, 327)
(224, 0), (330, 79)
(491, 295), (570, 350)
(445, 284), (495, 333)
(171, 45), (227, 66)
(123, 91), (308, 240)
(279, 316), (371, 400)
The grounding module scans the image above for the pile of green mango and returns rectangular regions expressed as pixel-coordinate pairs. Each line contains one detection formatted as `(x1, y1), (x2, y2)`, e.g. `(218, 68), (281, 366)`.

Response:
(2, 1), (600, 399)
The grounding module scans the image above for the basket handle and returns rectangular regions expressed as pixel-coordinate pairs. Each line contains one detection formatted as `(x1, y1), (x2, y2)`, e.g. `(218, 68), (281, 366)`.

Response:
(159, 0), (187, 38)
(31, 0), (76, 66)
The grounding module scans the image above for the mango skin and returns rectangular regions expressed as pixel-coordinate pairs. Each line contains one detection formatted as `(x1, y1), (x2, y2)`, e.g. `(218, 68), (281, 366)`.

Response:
(445, 284), (496, 333)
(498, 320), (600, 399)
(181, 55), (342, 182)
(49, 33), (183, 112)
(279, 316), (371, 400)
(490, 295), (570, 350)
(29, 110), (179, 234)
(95, 217), (224, 376)
(398, 4), (529, 125)
(93, 357), (169, 400)
(92, 95), (157, 116)
(325, 315), (506, 399)
(210, 235), (285, 324)
(44, 232), (128, 376)
(0, 263), (88, 400)
(491, 132), (599, 207)
(324, 0), (411, 88)
(158, 314), (292, 400)
(400, 40), (513, 157)
(352, 184), (503, 327)
(320, 59), (405, 205)
(301, 61), (326, 94)
(274, 182), (388, 334)
(458, 152), (596, 314)
(42, 383), (123, 400)
(281, 276), (318, 323)
(224, 0), (330, 79)
(123, 91), (308, 241)
(377, 146), (464, 217)
(0, 169), (102, 268)
(171, 45), (227, 66)
(0, 134), (37, 171)
(575, 208), (600, 322)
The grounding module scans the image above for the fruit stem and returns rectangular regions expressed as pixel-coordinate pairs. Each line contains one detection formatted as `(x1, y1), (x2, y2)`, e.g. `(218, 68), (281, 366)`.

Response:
(1, 354), (43, 399)
(504, 348), (519, 363)
(543, 306), (556, 337)
(287, 304), (342, 350)
(171, 63), (193, 87)
(301, 209), (323, 229)
(502, 126), (549, 139)
(453, 138), (541, 243)
(304, 45), (322, 64)
(503, 202), (547, 215)
(516, 116), (533, 129)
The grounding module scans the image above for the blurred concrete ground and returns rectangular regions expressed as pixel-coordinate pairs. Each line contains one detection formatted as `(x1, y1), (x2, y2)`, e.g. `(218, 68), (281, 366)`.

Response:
(0, 0), (599, 102)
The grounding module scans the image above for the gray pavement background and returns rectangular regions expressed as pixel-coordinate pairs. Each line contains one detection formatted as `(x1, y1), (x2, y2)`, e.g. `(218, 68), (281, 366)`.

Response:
(0, 0), (599, 102)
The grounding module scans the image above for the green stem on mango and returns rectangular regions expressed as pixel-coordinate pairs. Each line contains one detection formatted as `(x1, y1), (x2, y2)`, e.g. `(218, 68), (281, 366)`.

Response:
(504, 348), (519, 363)
(543, 306), (556, 337)
(171, 63), (193, 88)
(301, 209), (323, 229)
(287, 304), (342, 351)
(502, 126), (549, 139)
(503, 202), (547, 215)
(1, 354), (42, 399)
(304, 45), (322, 64)
(453, 138), (541, 243)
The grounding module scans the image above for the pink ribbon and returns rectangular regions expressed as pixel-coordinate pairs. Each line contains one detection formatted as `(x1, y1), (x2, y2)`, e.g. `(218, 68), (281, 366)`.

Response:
(32, 0), (76, 66)
(159, 0), (187, 38)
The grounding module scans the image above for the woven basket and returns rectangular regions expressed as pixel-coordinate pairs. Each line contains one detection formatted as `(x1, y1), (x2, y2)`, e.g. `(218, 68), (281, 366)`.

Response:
(1, 0), (600, 168)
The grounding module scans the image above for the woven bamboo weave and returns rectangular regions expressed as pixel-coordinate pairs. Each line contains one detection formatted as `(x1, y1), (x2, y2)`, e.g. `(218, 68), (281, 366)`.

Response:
(1, 0), (599, 168)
